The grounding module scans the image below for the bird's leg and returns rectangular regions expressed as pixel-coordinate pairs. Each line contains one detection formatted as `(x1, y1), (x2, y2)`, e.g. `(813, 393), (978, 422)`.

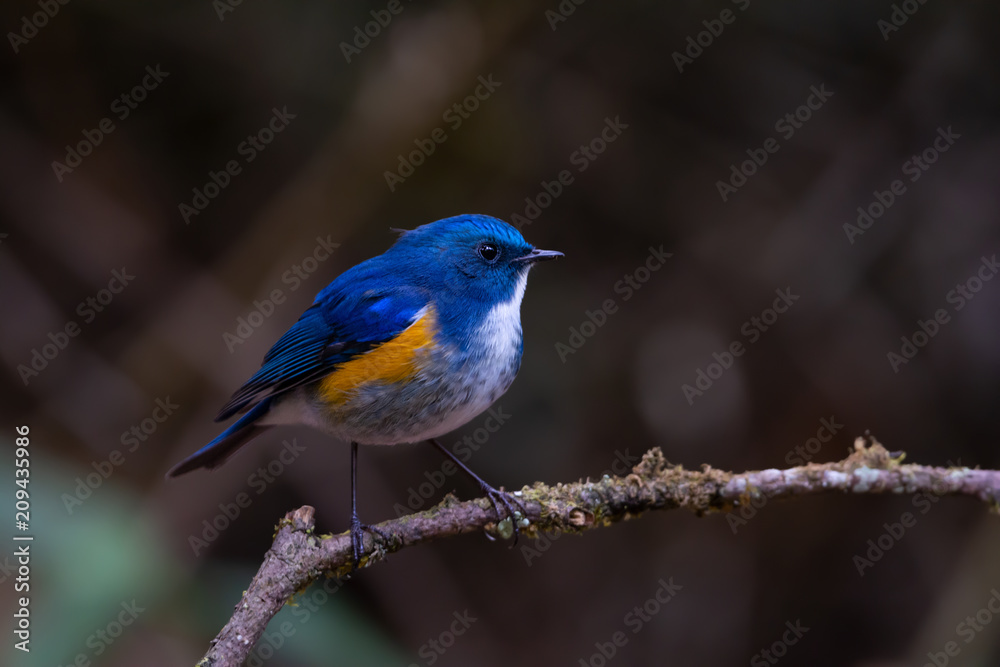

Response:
(350, 441), (390, 566)
(428, 438), (528, 543)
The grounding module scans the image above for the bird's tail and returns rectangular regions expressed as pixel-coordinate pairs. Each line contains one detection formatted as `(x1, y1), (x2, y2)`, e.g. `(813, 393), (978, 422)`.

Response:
(166, 399), (273, 478)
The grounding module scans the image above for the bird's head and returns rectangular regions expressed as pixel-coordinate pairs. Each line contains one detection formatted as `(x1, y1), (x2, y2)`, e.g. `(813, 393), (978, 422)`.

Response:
(388, 214), (562, 306)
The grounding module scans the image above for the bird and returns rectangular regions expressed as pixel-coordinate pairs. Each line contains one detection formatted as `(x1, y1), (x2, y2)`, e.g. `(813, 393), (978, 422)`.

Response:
(167, 214), (562, 564)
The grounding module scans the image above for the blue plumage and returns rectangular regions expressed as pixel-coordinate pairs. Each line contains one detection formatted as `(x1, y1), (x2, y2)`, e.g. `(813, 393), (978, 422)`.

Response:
(167, 214), (561, 489)
(171, 399), (274, 475)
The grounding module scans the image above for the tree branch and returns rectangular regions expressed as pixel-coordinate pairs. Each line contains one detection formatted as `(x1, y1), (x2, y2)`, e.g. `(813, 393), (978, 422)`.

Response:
(196, 437), (1000, 666)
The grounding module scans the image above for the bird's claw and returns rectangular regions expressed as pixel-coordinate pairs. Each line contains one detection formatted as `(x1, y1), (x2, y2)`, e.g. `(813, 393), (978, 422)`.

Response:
(350, 517), (390, 566)
(481, 485), (529, 545)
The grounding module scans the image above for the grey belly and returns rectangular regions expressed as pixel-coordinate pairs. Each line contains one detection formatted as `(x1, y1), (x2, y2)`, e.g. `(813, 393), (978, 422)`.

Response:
(303, 353), (520, 445)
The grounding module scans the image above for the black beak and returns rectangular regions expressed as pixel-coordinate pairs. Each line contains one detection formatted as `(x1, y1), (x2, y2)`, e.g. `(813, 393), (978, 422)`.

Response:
(515, 248), (564, 264)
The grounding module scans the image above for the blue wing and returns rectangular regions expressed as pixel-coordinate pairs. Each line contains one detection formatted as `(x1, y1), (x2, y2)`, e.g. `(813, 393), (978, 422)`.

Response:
(215, 262), (430, 421)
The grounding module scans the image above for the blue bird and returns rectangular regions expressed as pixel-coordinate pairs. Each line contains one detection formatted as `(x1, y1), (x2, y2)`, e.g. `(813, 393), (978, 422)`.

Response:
(168, 214), (562, 563)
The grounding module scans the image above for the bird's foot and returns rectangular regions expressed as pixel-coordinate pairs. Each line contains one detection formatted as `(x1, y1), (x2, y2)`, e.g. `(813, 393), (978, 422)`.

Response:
(350, 516), (390, 567)
(480, 483), (529, 544)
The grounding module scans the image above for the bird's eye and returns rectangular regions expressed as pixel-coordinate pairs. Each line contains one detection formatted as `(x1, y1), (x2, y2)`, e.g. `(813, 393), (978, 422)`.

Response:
(478, 242), (500, 263)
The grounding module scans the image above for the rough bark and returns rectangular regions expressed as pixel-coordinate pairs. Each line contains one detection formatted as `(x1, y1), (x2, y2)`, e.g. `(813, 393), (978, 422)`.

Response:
(197, 437), (1000, 666)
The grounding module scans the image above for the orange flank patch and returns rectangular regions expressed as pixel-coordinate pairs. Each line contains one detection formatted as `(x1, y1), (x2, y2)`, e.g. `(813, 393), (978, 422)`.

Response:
(319, 309), (437, 405)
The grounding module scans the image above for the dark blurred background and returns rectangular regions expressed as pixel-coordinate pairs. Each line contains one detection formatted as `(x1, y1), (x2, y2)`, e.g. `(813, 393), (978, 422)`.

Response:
(2, 0), (1000, 665)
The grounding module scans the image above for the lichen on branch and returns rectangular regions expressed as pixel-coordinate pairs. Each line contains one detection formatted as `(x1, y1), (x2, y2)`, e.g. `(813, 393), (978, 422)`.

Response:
(197, 437), (1000, 666)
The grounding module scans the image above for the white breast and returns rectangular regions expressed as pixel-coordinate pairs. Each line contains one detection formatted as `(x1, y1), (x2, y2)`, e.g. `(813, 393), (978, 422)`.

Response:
(415, 272), (528, 440)
(476, 271), (527, 364)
